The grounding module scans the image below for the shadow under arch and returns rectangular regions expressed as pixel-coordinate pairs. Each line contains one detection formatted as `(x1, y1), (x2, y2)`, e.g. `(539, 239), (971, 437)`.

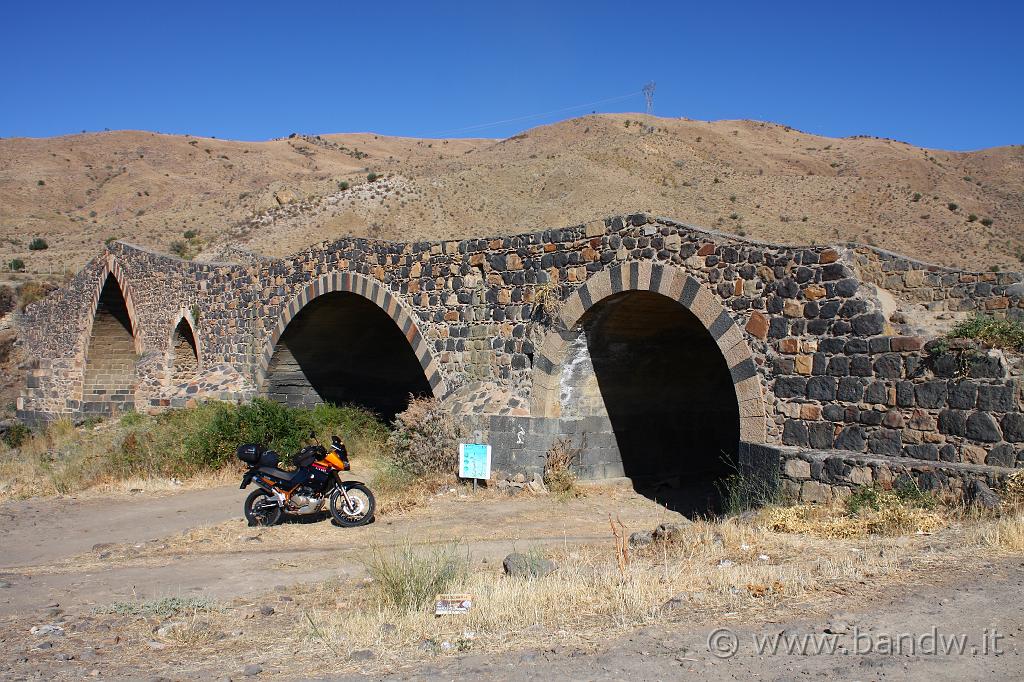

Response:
(256, 272), (445, 420)
(531, 261), (768, 515)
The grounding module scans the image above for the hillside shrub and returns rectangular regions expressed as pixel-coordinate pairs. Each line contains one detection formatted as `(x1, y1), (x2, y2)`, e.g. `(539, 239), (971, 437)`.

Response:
(386, 397), (462, 476)
(7, 259), (24, 272)
(949, 314), (1024, 352)
(28, 238), (48, 251)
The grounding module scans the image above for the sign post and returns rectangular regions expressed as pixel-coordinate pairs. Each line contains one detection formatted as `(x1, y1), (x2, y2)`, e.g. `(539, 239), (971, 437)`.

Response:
(458, 443), (492, 492)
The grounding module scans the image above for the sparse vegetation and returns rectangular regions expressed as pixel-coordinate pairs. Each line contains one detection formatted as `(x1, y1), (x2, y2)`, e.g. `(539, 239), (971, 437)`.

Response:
(386, 397), (462, 476)
(981, 217), (994, 227)
(543, 436), (583, 499)
(947, 202), (959, 211)
(338, 181), (349, 190)
(28, 238), (48, 251)
(949, 314), (1024, 352)
(362, 543), (468, 612)
(7, 259), (25, 272)
(367, 172), (379, 182)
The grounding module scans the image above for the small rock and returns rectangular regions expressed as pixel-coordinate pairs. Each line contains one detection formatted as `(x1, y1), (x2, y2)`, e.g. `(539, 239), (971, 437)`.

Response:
(503, 552), (557, 578)
(278, 596), (292, 603)
(350, 649), (375, 661)
(55, 652), (73, 661)
(512, 473), (526, 484)
(35, 641), (54, 650)
(156, 622), (184, 638)
(380, 623), (397, 635)
(30, 624), (65, 637)
(825, 620), (851, 635)
(259, 605), (275, 616)
(146, 640), (167, 650)
(970, 479), (1000, 511)
(717, 559), (734, 569)
(628, 530), (654, 547)
(652, 522), (689, 542)
(242, 663), (263, 676)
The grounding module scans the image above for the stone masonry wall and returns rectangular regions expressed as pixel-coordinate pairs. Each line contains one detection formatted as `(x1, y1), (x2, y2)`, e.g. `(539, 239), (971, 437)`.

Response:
(16, 215), (1024, 495)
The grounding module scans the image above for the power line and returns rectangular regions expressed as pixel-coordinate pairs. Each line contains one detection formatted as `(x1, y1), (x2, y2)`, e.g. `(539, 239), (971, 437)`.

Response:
(429, 91), (642, 137)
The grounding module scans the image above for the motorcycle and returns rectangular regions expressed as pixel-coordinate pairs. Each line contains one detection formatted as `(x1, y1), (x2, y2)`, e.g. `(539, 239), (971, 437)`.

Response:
(236, 431), (375, 527)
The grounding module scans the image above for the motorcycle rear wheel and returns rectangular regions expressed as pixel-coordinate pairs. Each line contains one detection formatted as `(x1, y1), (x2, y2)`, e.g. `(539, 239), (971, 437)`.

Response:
(244, 489), (283, 527)
(329, 483), (375, 527)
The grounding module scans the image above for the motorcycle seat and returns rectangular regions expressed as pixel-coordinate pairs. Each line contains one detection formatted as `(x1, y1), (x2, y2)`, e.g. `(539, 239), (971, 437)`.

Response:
(255, 465), (299, 481)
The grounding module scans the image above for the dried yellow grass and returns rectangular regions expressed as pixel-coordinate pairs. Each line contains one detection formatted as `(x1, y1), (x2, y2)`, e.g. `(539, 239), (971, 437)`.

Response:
(977, 513), (1024, 552)
(757, 503), (945, 539)
(298, 519), (903, 662)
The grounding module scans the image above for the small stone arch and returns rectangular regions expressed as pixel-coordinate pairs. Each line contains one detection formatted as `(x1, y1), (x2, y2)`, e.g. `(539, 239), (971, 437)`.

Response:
(530, 260), (767, 444)
(168, 311), (201, 384)
(255, 271), (446, 399)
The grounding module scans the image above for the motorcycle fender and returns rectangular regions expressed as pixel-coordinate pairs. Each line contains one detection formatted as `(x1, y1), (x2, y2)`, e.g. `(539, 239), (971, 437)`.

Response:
(239, 471), (255, 489)
(341, 479), (367, 487)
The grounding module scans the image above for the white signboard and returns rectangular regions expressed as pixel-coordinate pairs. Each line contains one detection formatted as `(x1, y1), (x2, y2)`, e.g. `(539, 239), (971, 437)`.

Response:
(435, 593), (473, 615)
(458, 443), (491, 480)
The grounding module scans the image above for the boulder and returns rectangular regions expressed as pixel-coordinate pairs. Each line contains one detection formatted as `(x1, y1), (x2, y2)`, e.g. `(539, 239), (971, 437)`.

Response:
(503, 553), (557, 578)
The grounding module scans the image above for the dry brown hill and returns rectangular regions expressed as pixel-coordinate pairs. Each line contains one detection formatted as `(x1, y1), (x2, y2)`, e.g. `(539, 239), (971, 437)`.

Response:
(1, 114), (1021, 272)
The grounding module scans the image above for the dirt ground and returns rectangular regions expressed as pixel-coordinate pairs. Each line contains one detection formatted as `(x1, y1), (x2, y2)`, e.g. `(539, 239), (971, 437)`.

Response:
(0, 483), (1021, 681)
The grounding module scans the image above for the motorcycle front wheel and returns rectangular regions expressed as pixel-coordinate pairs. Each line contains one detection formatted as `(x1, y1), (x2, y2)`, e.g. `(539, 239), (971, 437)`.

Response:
(329, 483), (376, 527)
(244, 489), (283, 527)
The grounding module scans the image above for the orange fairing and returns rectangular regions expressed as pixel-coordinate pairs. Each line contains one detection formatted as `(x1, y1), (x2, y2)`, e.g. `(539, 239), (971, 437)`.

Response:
(322, 452), (349, 471)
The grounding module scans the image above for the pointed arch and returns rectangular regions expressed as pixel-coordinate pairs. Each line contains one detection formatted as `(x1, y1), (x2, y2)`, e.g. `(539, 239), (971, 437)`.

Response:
(80, 255), (143, 413)
(168, 311), (201, 383)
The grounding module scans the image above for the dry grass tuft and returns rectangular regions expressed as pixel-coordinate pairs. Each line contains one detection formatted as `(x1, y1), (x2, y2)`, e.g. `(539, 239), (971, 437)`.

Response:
(977, 513), (1024, 552)
(543, 437), (584, 499)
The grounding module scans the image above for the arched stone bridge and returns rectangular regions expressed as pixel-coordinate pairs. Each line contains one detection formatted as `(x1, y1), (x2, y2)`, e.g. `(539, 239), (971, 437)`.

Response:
(17, 214), (1024, 507)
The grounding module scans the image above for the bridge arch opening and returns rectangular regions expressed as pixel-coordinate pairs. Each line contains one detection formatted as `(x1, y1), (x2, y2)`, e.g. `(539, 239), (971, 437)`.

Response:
(170, 318), (199, 384)
(82, 274), (138, 415)
(560, 290), (741, 515)
(262, 291), (432, 420)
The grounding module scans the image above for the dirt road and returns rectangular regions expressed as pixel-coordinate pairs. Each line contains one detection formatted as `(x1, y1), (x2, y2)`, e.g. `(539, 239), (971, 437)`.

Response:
(1, 485), (1021, 680)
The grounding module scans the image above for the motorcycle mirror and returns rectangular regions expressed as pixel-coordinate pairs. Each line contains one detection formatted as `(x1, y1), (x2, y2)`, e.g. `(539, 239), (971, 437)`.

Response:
(331, 435), (342, 446)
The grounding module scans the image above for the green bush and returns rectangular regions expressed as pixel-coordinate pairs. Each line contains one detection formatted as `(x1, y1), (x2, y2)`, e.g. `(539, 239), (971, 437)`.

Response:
(7, 259), (24, 272)
(183, 229), (199, 239)
(338, 181), (350, 190)
(28, 238), (48, 251)
(367, 172), (379, 182)
(949, 314), (1024, 352)
(846, 479), (935, 516)
(2, 423), (32, 448)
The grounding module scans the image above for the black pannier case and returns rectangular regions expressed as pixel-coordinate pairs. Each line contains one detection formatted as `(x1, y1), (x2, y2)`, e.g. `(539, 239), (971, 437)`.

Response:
(237, 444), (280, 468)
(236, 443), (265, 464)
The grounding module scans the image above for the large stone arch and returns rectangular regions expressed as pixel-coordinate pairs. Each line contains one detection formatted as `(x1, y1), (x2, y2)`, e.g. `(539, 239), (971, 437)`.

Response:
(255, 271), (446, 400)
(530, 261), (767, 444)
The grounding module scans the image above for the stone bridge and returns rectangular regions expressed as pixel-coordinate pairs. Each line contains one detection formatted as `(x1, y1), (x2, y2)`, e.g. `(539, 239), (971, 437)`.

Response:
(16, 214), (1024, 508)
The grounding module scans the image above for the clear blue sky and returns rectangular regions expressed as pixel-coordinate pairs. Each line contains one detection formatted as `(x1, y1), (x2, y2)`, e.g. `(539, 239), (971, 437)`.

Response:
(2, 1), (1021, 150)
